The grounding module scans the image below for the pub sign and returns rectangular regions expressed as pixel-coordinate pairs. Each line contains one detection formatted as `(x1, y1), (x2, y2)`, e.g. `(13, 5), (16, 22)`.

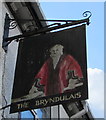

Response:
(10, 24), (88, 113)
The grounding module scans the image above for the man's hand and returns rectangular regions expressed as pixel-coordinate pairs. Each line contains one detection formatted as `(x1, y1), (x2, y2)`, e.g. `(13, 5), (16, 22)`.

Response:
(63, 78), (83, 91)
(29, 78), (45, 94)
(68, 78), (79, 89)
(29, 84), (38, 94)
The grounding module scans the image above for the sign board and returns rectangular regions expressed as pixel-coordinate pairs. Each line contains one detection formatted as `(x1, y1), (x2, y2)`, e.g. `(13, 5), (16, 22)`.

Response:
(10, 24), (88, 113)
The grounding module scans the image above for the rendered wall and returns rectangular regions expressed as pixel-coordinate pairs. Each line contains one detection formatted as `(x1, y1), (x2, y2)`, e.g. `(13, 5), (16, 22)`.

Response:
(0, 2), (20, 119)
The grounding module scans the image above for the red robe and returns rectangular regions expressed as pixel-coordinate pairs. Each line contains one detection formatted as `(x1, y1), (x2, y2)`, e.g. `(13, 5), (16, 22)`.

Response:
(35, 54), (83, 96)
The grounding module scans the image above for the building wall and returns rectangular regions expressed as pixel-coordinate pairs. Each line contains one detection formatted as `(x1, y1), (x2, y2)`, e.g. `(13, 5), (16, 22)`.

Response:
(0, 2), (3, 119)
(0, 2), (21, 119)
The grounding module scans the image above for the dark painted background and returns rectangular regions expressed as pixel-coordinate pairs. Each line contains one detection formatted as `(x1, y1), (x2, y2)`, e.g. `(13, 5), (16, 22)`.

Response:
(11, 24), (88, 102)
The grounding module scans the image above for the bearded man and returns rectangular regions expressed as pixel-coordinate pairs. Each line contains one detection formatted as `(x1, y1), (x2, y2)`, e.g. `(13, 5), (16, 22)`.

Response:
(29, 44), (83, 96)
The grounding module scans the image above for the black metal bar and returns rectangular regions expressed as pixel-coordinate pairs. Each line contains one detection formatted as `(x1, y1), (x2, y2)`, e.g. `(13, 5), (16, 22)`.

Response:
(0, 104), (11, 111)
(4, 18), (89, 42)
(40, 19), (83, 22)
(58, 105), (60, 120)
(50, 106), (51, 120)
(8, 18), (78, 22)
(7, 18), (87, 23)
(2, 13), (11, 52)
(30, 110), (37, 119)
(44, 23), (61, 28)
(6, 11), (92, 23)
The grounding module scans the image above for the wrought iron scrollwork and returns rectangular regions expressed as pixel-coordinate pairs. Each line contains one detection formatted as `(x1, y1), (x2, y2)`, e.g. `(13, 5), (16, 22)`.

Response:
(3, 10), (92, 51)
(82, 11), (92, 25)
(82, 11), (92, 19)
(9, 20), (17, 29)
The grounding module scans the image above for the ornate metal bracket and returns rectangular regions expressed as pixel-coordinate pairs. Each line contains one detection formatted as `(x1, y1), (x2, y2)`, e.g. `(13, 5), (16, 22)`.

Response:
(2, 13), (18, 52)
(9, 20), (17, 29)
(41, 11), (92, 26)
(2, 11), (92, 52)
(83, 11), (92, 19)
(82, 11), (92, 25)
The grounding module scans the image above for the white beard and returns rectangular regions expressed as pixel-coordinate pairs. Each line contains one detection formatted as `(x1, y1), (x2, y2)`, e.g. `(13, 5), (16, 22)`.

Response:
(52, 55), (61, 69)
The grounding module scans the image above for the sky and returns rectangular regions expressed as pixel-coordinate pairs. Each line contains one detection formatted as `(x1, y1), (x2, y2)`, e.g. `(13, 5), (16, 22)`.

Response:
(38, 1), (104, 118)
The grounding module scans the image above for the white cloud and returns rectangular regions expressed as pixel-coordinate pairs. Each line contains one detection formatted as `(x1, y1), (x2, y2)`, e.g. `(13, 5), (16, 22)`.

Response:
(87, 68), (104, 116)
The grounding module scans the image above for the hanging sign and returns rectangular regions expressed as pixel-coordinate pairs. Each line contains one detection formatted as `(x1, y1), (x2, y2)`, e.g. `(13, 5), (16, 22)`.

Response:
(10, 24), (88, 113)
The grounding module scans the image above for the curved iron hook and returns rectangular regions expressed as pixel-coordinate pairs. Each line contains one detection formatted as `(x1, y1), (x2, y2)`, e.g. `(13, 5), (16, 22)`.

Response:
(82, 11), (92, 19)
(9, 20), (17, 29)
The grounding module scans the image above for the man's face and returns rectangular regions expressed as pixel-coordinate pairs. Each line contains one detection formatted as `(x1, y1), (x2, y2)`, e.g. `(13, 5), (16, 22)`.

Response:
(50, 44), (63, 58)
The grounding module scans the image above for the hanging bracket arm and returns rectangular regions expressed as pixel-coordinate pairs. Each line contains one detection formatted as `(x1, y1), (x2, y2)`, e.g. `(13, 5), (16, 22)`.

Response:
(4, 17), (90, 42)
(3, 11), (92, 45)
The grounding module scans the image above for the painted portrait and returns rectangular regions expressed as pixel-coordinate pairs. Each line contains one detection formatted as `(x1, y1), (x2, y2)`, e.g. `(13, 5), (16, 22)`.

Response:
(10, 24), (88, 113)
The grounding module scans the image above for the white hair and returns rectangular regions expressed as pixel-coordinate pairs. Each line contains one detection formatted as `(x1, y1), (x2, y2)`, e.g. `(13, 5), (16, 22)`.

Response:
(49, 44), (64, 53)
